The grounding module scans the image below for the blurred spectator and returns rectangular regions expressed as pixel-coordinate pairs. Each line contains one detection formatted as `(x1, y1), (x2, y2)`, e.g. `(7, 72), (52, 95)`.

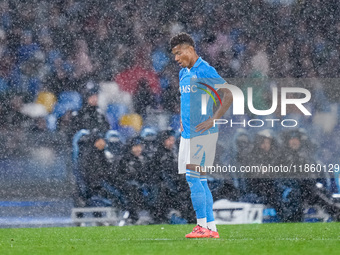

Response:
(89, 19), (115, 81)
(114, 50), (161, 105)
(9, 49), (46, 99)
(140, 127), (158, 160)
(232, 129), (253, 167)
(4, 93), (33, 130)
(16, 30), (40, 64)
(161, 76), (181, 114)
(228, 128), (253, 197)
(243, 130), (281, 208)
(133, 79), (156, 117)
(277, 129), (340, 222)
(77, 130), (111, 217)
(46, 56), (74, 95)
(0, 28), (12, 87)
(115, 136), (151, 224)
(0, 94), (7, 129)
(71, 83), (110, 135)
(72, 38), (93, 81)
(147, 130), (194, 223)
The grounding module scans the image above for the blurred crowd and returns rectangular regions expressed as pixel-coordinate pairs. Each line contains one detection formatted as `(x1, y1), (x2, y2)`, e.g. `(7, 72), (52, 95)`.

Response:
(0, 0), (339, 223)
(74, 128), (239, 225)
(225, 128), (340, 222)
(73, 125), (340, 224)
(1, 0), (340, 131)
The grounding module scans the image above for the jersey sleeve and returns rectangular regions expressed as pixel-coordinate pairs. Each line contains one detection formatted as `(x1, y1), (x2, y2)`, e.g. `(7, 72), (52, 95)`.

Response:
(179, 68), (185, 81)
(178, 68), (185, 92)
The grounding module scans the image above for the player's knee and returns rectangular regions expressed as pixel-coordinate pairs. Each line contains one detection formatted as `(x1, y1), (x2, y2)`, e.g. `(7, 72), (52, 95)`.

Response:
(186, 170), (203, 191)
(186, 170), (200, 179)
(186, 164), (202, 172)
(185, 174), (199, 185)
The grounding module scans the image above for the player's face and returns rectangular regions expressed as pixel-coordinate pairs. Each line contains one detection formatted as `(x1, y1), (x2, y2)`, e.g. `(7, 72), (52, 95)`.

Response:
(172, 44), (195, 68)
(132, 144), (143, 157)
(88, 94), (98, 106)
(288, 137), (301, 150)
(260, 138), (272, 152)
(164, 136), (175, 149)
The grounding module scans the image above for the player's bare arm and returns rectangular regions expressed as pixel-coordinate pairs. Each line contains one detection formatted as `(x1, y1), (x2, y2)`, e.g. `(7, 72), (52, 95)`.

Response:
(195, 87), (233, 134)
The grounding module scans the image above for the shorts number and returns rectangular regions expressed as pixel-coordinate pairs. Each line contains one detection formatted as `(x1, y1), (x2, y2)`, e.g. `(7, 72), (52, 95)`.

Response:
(194, 144), (203, 156)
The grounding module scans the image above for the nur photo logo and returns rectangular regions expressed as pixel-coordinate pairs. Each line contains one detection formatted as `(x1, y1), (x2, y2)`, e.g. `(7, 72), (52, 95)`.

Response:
(196, 78), (313, 128)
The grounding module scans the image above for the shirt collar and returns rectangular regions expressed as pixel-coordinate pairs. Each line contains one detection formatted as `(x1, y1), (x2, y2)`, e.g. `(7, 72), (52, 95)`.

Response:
(192, 57), (202, 68)
(186, 57), (202, 72)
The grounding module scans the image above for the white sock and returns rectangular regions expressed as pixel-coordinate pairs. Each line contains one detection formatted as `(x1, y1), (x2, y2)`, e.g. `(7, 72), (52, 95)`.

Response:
(197, 217), (207, 229)
(207, 221), (217, 232)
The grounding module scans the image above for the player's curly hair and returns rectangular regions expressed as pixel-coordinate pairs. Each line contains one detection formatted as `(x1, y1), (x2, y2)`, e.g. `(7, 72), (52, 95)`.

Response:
(170, 32), (195, 50)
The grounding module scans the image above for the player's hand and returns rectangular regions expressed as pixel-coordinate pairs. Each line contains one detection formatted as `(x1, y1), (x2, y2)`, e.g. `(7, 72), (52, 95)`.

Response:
(180, 119), (183, 132)
(195, 117), (214, 134)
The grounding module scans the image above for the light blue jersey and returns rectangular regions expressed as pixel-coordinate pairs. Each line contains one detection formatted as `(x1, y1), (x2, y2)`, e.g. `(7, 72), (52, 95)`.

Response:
(179, 57), (226, 139)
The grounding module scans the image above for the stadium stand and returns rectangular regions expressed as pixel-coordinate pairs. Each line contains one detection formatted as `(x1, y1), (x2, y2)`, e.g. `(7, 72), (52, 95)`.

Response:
(1, 0), (340, 226)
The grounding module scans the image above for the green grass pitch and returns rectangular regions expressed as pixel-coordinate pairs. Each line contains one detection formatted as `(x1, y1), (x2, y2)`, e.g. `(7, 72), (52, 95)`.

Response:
(0, 223), (339, 255)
